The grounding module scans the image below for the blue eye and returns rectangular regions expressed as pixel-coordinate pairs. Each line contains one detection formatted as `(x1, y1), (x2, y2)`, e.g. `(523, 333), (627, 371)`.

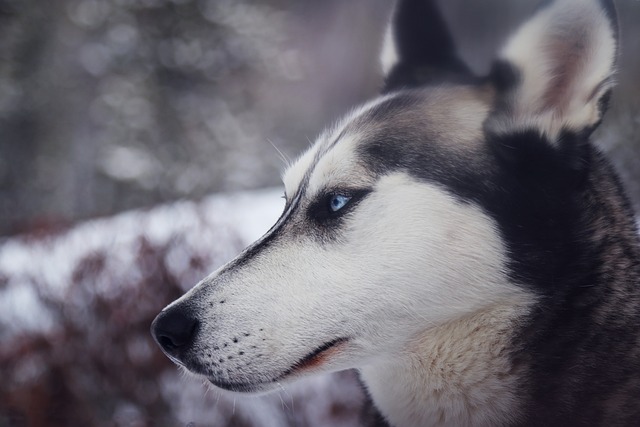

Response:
(329, 194), (351, 212)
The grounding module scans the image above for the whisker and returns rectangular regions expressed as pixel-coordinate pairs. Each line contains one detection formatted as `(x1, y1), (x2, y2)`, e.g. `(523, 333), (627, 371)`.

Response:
(277, 390), (288, 412)
(277, 381), (295, 414)
(267, 138), (290, 167)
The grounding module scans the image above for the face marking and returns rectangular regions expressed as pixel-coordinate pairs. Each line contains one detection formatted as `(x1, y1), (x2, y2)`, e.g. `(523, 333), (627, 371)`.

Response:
(285, 85), (495, 218)
(162, 85), (505, 389)
(282, 92), (401, 201)
(160, 160), (532, 392)
(155, 82), (513, 397)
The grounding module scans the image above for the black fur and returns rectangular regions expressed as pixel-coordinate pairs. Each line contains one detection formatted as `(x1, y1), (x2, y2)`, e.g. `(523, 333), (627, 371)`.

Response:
(358, 91), (640, 425)
(365, 0), (636, 422)
(489, 59), (521, 95)
(383, 0), (473, 92)
(359, 1), (638, 419)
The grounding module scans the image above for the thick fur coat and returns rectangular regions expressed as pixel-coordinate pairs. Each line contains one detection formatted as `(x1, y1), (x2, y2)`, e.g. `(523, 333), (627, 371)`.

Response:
(152, 0), (640, 425)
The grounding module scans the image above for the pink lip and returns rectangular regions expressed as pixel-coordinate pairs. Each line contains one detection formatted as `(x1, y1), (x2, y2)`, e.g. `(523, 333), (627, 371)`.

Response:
(208, 337), (350, 393)
(288, 337), (349, 374)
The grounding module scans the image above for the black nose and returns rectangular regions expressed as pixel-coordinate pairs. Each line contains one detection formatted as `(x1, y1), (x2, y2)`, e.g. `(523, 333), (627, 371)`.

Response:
(151, 304), (199, 356)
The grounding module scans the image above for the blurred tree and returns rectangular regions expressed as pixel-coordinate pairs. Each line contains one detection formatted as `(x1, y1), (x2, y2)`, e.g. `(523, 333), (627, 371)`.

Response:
(0, 0), (384, 236)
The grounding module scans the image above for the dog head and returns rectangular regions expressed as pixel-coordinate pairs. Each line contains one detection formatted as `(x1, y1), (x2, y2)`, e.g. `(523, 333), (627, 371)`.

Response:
(152, 0), (617, 393)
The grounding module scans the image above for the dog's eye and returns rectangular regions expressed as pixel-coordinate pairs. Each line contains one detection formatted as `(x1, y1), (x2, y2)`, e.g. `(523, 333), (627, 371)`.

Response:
(329, 194), (351, 212)
(308, 189), (370, 224)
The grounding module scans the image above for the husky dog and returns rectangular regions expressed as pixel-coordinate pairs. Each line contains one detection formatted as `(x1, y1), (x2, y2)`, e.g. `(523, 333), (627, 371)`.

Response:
(152, 0), (640, 425)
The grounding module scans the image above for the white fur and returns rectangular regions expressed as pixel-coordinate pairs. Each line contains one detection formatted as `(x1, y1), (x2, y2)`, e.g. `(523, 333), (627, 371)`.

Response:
(380, 15), (399, 76)
(492, 0), (616, 139)
(361, 302), (531, 427)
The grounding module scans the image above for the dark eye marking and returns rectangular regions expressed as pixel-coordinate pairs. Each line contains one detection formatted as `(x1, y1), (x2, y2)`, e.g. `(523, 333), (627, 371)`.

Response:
(308, 188), (371, 224)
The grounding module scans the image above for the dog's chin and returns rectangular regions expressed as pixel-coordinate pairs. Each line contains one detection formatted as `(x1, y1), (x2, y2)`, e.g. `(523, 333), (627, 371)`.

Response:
(202, 337), (351, 394)
(207, 378), (280, 394)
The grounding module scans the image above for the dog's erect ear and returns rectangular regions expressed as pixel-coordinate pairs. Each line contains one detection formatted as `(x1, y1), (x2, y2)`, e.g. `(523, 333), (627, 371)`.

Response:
(487, 0), (618, 141)
(381, 0), (472, 92)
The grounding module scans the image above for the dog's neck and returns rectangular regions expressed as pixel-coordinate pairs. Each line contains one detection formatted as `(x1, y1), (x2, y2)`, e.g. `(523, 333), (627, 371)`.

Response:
(359, 303), (529, 427)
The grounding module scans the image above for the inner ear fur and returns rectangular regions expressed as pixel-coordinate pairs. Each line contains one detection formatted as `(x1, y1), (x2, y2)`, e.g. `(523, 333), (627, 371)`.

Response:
(485, 0), (618, 142)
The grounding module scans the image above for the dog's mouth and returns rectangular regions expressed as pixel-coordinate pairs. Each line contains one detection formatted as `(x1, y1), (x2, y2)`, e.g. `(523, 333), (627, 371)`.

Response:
(209, 337), (350, 393)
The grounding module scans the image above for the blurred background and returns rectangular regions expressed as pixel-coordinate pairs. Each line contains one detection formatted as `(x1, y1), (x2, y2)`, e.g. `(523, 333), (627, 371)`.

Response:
(0, 0), (638, 426)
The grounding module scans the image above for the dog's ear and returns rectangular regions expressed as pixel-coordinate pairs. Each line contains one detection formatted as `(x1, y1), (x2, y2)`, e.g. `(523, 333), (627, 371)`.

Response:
(381, 0), (472, 93)
(486, 0), (618, 142)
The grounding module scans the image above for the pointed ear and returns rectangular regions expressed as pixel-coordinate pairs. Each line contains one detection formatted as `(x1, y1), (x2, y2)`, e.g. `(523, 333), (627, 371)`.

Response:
(381, 0), (472, 93)
(486, 0), (618, 141)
